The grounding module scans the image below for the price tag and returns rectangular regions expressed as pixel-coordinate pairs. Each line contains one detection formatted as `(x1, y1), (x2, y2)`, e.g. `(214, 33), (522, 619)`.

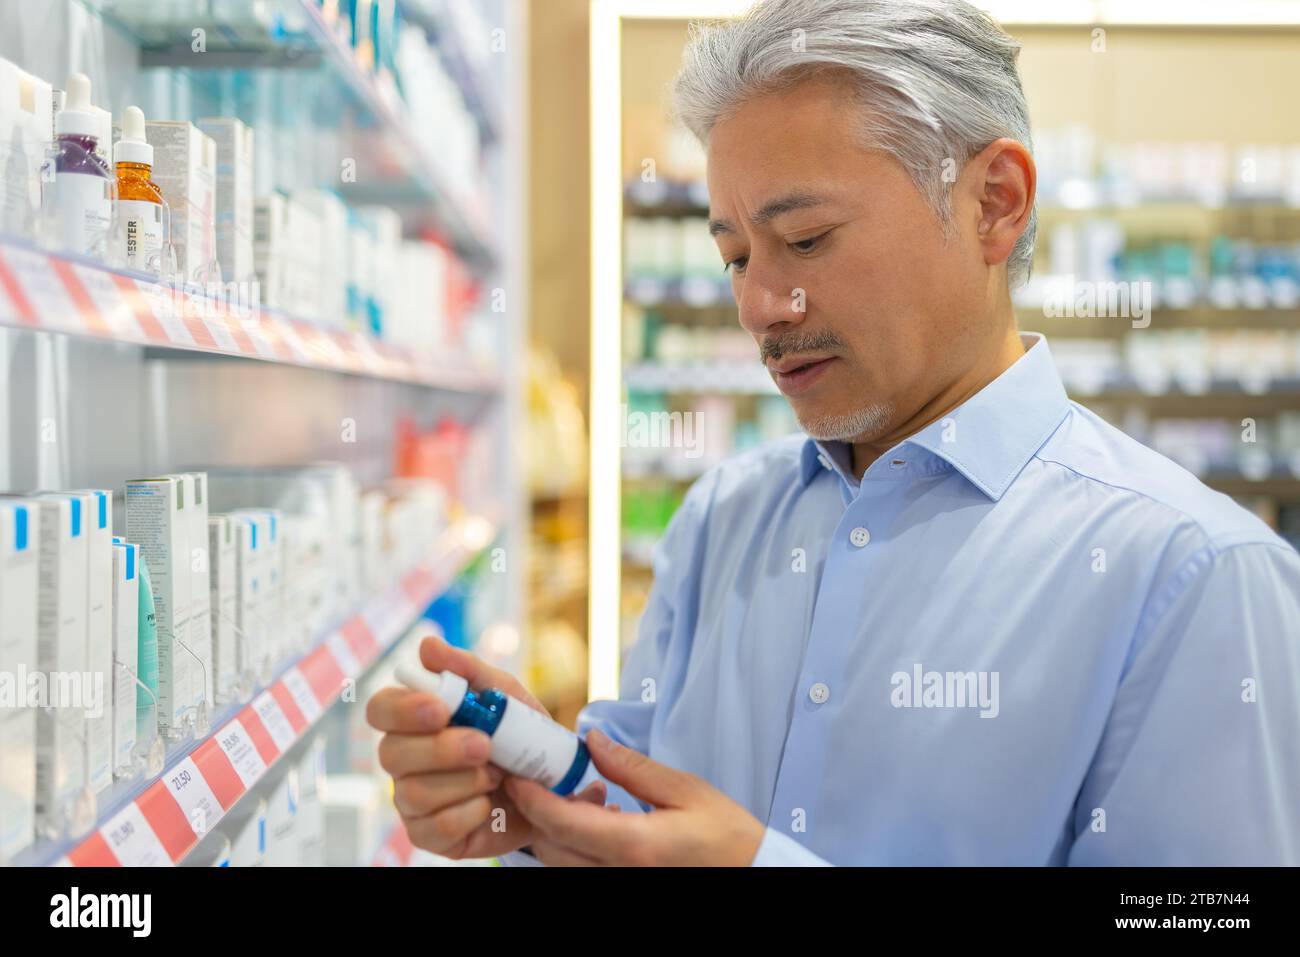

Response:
(178, 288), (223, 350)
(163, 756), (224, 837)
(200, 309), (241, 351)
(252, 691), (296, 752)
(0, 258), (35, 325)
(326, 632), (361, 678)
(4, 246), (80, 330)
(215, 718), (268, 788)
(282, 668), (324, 722)
(135, 280), (197, 345)
(71, 264), (139, 337)
(99, 803), (171, 867)
(241, 320), (282, 360)
(272, 318), (313, 363)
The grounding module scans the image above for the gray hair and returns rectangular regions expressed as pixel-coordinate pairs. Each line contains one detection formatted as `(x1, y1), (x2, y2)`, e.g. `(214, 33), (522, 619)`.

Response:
(673, 0), (1036, 287)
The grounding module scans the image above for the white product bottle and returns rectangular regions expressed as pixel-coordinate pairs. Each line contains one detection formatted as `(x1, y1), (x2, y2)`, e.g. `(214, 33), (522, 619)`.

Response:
(395, 663), (594, 795)
(49, 73), (114, 258)
(113, 106), (165, 273)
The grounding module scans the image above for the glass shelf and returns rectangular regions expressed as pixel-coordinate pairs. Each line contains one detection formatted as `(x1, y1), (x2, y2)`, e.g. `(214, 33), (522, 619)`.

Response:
(80, 0), (498, 269)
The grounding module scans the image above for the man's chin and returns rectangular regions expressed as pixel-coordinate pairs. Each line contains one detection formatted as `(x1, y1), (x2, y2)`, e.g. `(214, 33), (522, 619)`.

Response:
(793, 401), (894, 443)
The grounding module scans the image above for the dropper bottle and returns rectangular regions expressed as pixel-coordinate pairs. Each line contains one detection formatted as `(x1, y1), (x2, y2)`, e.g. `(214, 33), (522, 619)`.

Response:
(114, 106), (164, 273)
(51, 72), (113, 257)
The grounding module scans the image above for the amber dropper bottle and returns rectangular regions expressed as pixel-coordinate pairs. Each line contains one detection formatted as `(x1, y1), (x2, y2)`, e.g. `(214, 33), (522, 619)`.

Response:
(115, 106), (164, 273)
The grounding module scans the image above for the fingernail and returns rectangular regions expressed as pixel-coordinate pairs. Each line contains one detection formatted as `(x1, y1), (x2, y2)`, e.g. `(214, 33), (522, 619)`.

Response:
(464, 734), (490, 760)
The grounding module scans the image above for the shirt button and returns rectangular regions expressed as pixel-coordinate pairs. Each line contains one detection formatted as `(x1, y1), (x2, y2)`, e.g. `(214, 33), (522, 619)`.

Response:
(849, 526), (870, 547)
(809, 682), (830, 704)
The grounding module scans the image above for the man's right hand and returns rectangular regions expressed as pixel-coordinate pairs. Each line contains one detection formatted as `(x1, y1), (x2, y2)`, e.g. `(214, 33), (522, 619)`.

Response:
(366, 633), (606, 860)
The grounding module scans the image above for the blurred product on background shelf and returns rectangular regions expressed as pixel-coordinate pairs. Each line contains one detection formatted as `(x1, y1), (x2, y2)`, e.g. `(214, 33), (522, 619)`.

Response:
(525, 346), (587, 499)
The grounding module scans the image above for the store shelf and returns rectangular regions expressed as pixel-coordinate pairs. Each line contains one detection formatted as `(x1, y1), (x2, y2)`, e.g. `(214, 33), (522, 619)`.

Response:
(623, 359), (1300, 408)
(1022, 307), (1300, 335)
(625, 178), (1300, 221)
(625, 277), (733, 308)
(625, 360), (776, 394)
(398, 0), (502, 143)
(21, 513), (497, 868)
(0, 236), (499, 392)
(91, 0), (497, 266)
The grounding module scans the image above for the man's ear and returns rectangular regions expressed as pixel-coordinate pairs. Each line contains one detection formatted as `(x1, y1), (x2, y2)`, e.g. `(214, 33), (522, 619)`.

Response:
(966, 137), (1035, 270)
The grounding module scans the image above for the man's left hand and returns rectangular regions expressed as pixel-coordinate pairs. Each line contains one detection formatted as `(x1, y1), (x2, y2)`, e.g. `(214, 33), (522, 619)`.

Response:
(504, 729), (766, 866)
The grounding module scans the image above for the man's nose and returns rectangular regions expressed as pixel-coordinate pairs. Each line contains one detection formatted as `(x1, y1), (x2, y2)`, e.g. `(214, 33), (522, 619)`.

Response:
(736, 261), (806, 337)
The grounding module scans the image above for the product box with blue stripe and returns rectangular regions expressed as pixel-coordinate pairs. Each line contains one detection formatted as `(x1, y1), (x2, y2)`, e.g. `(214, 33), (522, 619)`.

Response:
(0, 500), (39, 859)
(15, 494), (89, 837)
(208, 515), (238, 706)
(126, 477), (191, 736)
(172, 473), (212, 715)
(110, 540), (138, 778)
(68, 489), (114, 797)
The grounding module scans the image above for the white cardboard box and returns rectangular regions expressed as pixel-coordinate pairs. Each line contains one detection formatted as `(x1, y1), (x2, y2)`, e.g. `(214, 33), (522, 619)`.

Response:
(0, 58), (53, 239)
(145, 120), (217, 283)
(208, 516), (238, 704)
(229, 513), (264, 683)
(175, 473), (212, 712)
(293, 189), (348, 324)
(126, 477), (191, 734)
(231, 510), (281, 668)
(25, 495), (88, 834)
(110, 541), (138, 777)
(253, 191), (288, 310)
(67, 489), (113, 797)
(197, 117), (254, 284)
(0, 501), (39, 859)
(220, 795), (266, 867)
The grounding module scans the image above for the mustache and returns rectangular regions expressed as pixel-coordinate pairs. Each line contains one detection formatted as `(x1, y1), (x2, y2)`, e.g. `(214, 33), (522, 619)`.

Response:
(759, 330), (844, 364)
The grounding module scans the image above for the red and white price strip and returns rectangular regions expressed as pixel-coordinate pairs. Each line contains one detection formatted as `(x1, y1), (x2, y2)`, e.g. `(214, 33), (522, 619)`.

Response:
(1, 246), (83, 331)
(326, 631), (362, 678)
(59, 539), (486, 867)
(252, 691), (297, 753)
(215, 718), (270, 788)
(98, 803), (172, 867)
(162, 756), (225, 839)
(69, 264), (141, 338)
(281, 668), (325, 722)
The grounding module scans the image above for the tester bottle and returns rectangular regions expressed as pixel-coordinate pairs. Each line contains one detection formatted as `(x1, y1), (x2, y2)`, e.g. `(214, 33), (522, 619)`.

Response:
(395, 663), (592, 795)
(114, 106), (164, 273)
(49, 72), (113, 257)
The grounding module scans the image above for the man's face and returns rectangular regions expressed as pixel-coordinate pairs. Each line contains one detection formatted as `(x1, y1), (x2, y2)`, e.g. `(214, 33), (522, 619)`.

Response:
(706, 74), (995, 442)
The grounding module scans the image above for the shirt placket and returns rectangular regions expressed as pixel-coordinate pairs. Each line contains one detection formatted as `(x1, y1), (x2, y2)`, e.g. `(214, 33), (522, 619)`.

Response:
(766, 468), (895, 850)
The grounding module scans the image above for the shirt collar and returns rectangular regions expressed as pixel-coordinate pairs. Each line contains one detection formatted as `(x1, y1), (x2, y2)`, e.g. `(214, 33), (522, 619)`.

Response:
(798, 333), (1070, 501)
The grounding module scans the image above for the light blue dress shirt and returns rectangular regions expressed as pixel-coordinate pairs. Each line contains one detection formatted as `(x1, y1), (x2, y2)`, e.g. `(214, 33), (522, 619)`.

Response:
(526, 333), (1300, 866)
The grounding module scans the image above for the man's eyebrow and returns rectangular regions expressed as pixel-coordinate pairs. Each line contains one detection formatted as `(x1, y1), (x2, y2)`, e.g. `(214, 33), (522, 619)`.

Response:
(708, 192), (829, 237)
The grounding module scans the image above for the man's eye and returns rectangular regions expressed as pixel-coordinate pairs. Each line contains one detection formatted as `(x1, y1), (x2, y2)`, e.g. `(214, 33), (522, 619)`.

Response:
(724, 256), (748, 274)
(790, 233), (826, 254)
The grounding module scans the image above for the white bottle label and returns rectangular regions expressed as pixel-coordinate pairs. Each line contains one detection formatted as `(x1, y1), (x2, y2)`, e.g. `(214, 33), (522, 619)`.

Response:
(490, 699), (582, 788)
(54, 172), (112, 256)
(117, 200), (164, 272)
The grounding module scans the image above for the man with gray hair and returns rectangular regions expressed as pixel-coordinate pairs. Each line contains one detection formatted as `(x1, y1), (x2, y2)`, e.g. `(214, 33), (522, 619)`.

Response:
(369, 0), (1300, 866)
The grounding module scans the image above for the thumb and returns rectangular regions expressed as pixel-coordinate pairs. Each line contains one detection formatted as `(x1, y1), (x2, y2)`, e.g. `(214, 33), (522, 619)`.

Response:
(585, 729), (694, 808)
